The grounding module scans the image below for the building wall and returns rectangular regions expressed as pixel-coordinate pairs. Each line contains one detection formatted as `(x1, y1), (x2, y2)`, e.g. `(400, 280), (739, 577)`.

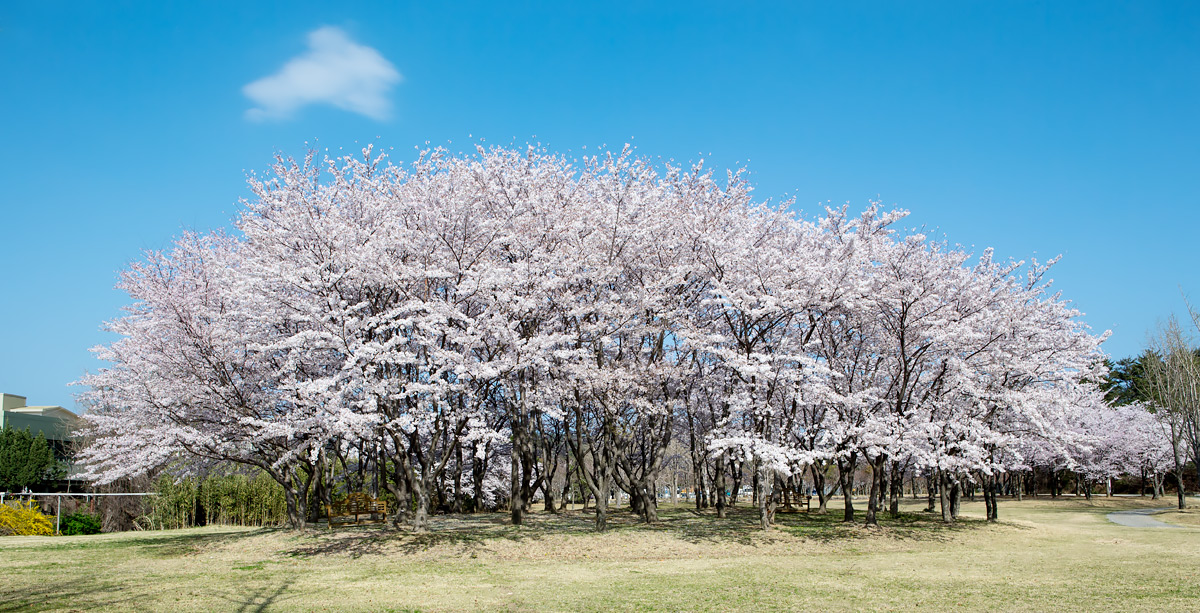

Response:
(3, 412), (76, 443)
(0, 394), (79, 444)
(1, 393), (28, 412)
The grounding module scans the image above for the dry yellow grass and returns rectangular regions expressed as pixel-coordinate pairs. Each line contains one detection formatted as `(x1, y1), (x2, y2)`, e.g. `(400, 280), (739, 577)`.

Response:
(1, 496), (1197, 612)
(1156, 507), (1200, 527)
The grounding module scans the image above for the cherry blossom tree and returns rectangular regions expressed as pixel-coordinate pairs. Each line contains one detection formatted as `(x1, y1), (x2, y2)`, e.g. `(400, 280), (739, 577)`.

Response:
(78, 143), (1124, 533)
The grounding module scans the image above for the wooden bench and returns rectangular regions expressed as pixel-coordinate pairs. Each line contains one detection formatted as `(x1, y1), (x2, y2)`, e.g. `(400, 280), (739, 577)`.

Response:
(778, 494), (813, 513)
(327, 492), (387, 528)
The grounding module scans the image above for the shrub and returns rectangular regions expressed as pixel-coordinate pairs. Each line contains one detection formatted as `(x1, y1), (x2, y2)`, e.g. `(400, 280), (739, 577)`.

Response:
(0, 501), (54, 536)
(60, 511), (102, 535)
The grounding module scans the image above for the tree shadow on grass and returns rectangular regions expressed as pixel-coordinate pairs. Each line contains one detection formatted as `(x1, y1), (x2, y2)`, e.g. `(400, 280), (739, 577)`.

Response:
(0, 528), (299, 612)
(285, 511), (610, 558)
(0, 576), (143, 613)
(646, 506), (995, 545)
(1, 565), (308, 613)
(776, 508), (992, 543)
(2, 527), (263, 558)
(280, 504), (1005, 559)
(106, 527), (271, 559)
(218, 577), (302, 613)
(642, 507), (774, 546)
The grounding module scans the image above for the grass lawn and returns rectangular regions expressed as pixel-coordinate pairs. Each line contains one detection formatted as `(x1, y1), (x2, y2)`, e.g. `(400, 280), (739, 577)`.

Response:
(1, 496), (1197, 612)
(1156, 507), (1200, 528)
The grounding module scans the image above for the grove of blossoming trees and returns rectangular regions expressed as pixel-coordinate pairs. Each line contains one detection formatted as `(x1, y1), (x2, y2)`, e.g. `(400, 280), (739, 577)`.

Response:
(77, 145), (1173, 531)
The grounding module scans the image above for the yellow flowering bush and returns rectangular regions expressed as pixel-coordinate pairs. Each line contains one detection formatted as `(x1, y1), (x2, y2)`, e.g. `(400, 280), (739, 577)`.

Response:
(0, 501), (54, 536)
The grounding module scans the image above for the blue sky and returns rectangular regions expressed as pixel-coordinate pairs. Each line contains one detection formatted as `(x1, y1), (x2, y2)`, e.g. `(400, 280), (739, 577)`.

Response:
(2, 2), (1197, 411)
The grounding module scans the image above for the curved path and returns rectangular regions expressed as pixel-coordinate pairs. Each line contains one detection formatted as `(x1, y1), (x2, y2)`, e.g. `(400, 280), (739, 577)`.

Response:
(1107, 507), (1182, 528)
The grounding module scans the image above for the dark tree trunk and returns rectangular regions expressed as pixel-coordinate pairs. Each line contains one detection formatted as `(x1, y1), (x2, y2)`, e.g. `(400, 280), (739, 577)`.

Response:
(864, 456), (887, 527)
(938, 471), (953, 524)
(687, 414), (706, 511)
(748, 463), (756, 507)
(1175, 470), (1186, 510)
(510, 427), (527, 526)
(638, 481), (658, 522)
(595, 493), (609, 531)
(283, 484), (307, 530)
(311, 452), (333, 525)
(757, 464), (772, 531)
(888, 461), (901, 517)
(980, 472), (998, 522)
(385, 478), (410, 528)
(715, 453), (728, 519)
(925, 473), (937, 513)
(452, 442), (464, 514)
(949, 477), (961, 520)
(732, 460), (743, 506)
(782, 474), (795, 511)
(809, 464), (829, 514)
(276, 464), (315, 531)
(991, 476), (1000, 521)
(560, 445), (574, 512)
(470, 441), (488, 513)
(837, 454), (857, 523)
(559, 455), (572, 513)
(412, 477), (431, 532)
(543, 476), (558, 514)
(982, 480), (993, 521)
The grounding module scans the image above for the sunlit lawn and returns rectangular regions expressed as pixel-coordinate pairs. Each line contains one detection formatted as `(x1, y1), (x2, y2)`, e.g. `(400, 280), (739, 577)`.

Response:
(1154, 506), (1200, 527)
(2, 496), (1197, 612)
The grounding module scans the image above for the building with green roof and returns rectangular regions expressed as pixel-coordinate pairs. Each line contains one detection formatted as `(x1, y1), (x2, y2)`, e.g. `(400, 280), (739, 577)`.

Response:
(1, 393), (81, 453)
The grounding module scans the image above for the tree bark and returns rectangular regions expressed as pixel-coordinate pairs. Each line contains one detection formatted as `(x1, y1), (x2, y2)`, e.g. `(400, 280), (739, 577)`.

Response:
(949, 477), (961, 520)
(412, 477), (431, 532)
(715, 453), (728, 519)
(888, 461), (901, 517)
(837, 454), (857, 523)
(925, 473), (936, 513)
(283, 483), (307, 530)
(809, 464), (829, 514)
(757, 463), (772, 531)
(452, 442), (464, 514)
(510, 426), (527, 526)
(938, 471), (953, 524)
(470, 441), (488, 513)
(276, 464), (315, 531)
(1175, 470), (1186, 510)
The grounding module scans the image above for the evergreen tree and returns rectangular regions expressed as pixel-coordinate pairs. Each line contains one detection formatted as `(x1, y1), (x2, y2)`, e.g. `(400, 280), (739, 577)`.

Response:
(0, 427), (63, 491)
(1102, 355), (1152, 406)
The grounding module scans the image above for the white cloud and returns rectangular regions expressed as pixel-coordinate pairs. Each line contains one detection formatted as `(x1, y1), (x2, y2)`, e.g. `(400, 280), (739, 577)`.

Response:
(243, 26), (401, 121)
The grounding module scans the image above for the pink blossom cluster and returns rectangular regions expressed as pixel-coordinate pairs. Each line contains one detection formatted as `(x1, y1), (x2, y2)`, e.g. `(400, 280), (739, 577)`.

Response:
(75, 145), (1160, 529)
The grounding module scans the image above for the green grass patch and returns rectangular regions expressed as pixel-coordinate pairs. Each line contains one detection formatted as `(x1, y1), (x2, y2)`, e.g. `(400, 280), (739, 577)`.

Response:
(0, 497), (1197, 611)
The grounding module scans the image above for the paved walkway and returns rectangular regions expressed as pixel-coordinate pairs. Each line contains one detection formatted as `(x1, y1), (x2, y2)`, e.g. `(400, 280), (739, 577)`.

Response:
(1107, 507), (1182, 528)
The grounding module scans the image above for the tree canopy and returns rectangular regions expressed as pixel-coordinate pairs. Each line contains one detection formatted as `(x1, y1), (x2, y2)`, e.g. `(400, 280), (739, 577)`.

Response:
(0, 427), (62, 492)
(77, 145), (1170, 530)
